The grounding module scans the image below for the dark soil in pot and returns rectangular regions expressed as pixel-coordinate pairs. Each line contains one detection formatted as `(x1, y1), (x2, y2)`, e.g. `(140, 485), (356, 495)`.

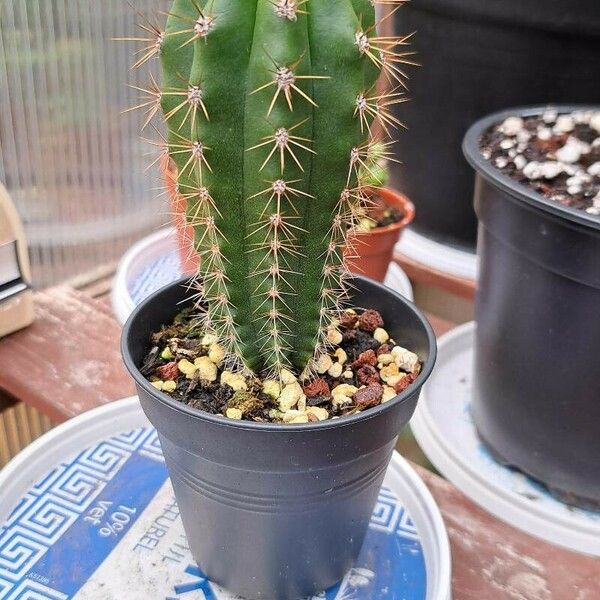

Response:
(391, 0), (600, 250)
(122, 275), (436, 599)
(140, 305), (422, 423)
(479, 109), (600, 214)
(464, 106), (600, 510)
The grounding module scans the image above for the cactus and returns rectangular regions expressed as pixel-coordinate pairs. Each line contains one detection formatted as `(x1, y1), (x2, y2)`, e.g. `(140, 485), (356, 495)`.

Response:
(129, 0), (413, 376)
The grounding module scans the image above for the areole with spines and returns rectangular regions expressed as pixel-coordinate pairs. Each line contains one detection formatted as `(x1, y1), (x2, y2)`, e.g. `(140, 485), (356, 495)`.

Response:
(126, 0), (413, 377)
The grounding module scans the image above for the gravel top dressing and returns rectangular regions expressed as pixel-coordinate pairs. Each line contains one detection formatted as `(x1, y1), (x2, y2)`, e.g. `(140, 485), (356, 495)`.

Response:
(480, 109), (600, 215)
(356, 192), (404, 231)
(141, 308), (422, 424)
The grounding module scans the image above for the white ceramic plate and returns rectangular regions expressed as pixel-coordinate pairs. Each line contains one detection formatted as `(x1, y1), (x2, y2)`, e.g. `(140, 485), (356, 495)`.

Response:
(412, 322), (600, 557)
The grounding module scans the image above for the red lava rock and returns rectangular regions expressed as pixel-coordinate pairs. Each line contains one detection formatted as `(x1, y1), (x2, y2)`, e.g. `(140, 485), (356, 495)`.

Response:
(353, 383), (383, 409)
(377, 343), (392, 356)
(339, 312), (359, 329)
(156, 362), (179, 381)
(394, 373), (418, 393)
(534, 134), (567, 154)
(358, 309), (384, 332)
(352, 349), (378, 368)
(303, 378), (331, 398)
(357, 365), (381, 386)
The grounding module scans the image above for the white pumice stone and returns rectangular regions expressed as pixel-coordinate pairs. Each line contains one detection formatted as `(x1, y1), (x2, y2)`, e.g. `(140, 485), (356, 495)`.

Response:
(279, 382), (303, 411)
(262, 379), (281, 400)
(331, 384), (358, 407)
(194, 356), (218, 382)
(226, 408), (243, 420)
(567, 185), (582, 195)
(373, 328), (389, 344)
(500, 138), (515, 150)
(326, 328), (343, 345)
(377, 353), (395, 366)
(280, 368), (297, 385)
(542, 108), (558, 124)
(307, 406), (329, 421)
(382, 386), (397, 403)
(572, 110), (590, 124)
(208, 343), (225, 365)
(567, 174), (591, 187)
(587, 162), (600, 177)
(513, 155), (527, 170)
(495, 157), (509, 169)
(379, 363), (400, 383)
(328, 362), (343, 378)
(178, 359), (197, 378)
(556, 142), (582, 164)
(221, 371), (247, 391)
(297, 394), (307, 412)
(523, 161), (543, 179)
(590, 112), (600, 134)
(315, 354), (333, 374)
(500, 116), (524, 136)
(517, 129), (532, 143)
(282, 410), (308, 424)
(201, 333), (219, 346)
(334, 348), (348, 365)
(554, 114), (575, 133)
(537, 127), (552, 140)
(540, 161), (563, 179)
(392, 346), (420, 374)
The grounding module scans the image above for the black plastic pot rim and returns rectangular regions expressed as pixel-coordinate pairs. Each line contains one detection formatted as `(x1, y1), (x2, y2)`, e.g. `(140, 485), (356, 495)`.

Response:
(463, 104), (600, 233)
(121, 275), (437, 433)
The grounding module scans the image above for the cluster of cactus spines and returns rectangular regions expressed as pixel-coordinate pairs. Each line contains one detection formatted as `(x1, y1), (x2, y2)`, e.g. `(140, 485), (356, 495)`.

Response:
(125, 0), (413, 377)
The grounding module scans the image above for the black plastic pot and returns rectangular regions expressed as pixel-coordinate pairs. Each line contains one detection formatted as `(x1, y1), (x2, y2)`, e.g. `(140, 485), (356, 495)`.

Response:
(463, 106), (600, 509)
(392, 0), (600, 250)
(122, 275), (436, 599)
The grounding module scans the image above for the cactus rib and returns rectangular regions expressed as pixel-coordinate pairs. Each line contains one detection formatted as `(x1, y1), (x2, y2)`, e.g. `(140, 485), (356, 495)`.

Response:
(129, 0), (411, 376)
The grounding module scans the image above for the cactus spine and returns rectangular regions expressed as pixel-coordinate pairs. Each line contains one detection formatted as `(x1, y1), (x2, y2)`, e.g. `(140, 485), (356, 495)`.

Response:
(130, 0), (412, 376)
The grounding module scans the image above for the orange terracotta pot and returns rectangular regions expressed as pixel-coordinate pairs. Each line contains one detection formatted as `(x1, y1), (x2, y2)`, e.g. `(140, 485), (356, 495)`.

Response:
(346, 187), (415, 282)
(165, 159), (414, 282)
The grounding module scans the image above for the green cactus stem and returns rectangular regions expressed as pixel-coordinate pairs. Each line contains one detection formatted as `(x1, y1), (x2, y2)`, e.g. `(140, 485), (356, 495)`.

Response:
(130, 0), (413, 376)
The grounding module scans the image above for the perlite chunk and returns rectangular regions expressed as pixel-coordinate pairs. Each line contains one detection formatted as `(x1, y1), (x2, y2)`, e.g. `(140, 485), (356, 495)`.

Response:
(221, 371), (247, 392)
(391, 346), (420, 374)
(194, 356), (218, 382)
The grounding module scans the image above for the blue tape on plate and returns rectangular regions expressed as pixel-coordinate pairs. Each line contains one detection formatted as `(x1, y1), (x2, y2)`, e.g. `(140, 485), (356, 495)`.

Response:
(0, 428), (427, 599)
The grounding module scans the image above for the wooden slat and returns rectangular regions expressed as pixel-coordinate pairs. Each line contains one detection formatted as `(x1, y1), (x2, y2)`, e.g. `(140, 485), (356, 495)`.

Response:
(393, 252), (477, 301)
(0, 287), (134, 422)
(416, 465), (600, 600)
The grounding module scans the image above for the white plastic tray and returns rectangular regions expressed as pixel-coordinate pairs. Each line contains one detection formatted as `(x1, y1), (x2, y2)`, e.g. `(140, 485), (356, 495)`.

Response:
(112, 228), (414, 324)
(411, 322), (600, 557)
(0, 397), (451, 600)
(395, 229), (478, 282)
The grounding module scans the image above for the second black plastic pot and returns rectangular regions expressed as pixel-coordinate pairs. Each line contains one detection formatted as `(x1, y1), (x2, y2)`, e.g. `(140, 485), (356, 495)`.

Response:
(122, 275), (436, 599)
(464, 106), (600, 509)
(392, 0), (600, 249)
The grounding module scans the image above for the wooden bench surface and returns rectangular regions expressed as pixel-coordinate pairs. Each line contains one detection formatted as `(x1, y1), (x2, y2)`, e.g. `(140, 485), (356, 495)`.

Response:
(0, 285), (598, 599)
